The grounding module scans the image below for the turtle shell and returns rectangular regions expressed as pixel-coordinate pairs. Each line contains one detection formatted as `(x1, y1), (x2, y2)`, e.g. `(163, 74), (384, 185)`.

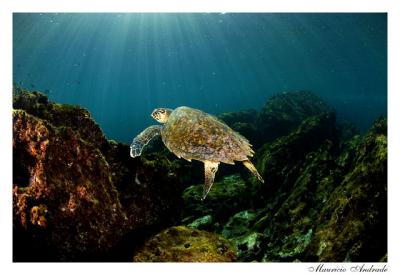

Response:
(161, 106), (254, 164)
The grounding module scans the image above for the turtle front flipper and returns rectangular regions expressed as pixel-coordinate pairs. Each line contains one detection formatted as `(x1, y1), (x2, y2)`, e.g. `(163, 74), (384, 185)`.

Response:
(202, 161), (219, 200)
(130, 125), (162, 158)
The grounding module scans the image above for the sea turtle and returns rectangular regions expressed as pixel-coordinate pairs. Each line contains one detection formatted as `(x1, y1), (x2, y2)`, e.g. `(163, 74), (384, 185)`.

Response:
(130, 106), (264, 200)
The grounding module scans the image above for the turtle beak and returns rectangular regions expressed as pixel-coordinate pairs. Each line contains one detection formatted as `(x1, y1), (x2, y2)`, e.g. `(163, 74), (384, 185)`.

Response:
(151, 110), (159, 121)
(150, 110), (156, 119)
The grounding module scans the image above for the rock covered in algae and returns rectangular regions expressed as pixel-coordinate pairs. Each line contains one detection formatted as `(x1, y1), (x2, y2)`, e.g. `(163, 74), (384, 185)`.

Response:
(187, 215), (214, 230)
(230, 232), (267, 262)
(177, 91), (386, 263)
(254, 112), (338, 204)
(132, 226), (237, 262)
(13, 89), (107, 147)
(251, 117), (387, 262)
(304, 117), (387, 262)
(182, 174), (250, 223)
(218, 109), (257, 126)
(221, 209), (264, 239)
(219, 209), (267, 261)
(13, 89), (185, 261)
(256, 90), (333, 144)
(13, 109), (125, 260)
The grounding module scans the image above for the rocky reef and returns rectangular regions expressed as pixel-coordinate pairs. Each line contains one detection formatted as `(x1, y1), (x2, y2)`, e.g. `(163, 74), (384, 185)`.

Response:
(13, 89), (387, 262)
(256, 90), (333, 145)
(179, 91), (386, 262)
(13, 89), (186, 261)
(255, 116), (386, 262)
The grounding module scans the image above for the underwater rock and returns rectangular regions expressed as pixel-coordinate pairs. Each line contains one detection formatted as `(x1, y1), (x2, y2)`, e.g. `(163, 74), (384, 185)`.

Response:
(305, 117), (387, 262)
(182, 174), (250, 222)
(256, 141), (335, 261)
(336, 134), (362, 173)
(13, 89), (107, 149)
(218, 109), (258, 126)
(132, 226), (237, 262)
(255, 112), (338, 203)
(105, 144), (185, 230)
(231, 232), (267, 262)
(187, 215), (214, 231)
(272, 229), (314, 261)
(252, 117), (386, 262)
(219, 209), (268, 261)
(13, 109), (125, 260)
(338, 121), (360, 142)
(221, 209), (264, 239)
(256, 91), (333, 144)
(13, 90), (185, 261)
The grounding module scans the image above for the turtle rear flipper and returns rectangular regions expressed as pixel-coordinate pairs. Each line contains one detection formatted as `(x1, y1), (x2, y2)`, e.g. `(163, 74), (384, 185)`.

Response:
(243, 159), (264, 183)
(130, 125), (162, 158)
(202, 161), (219, 200)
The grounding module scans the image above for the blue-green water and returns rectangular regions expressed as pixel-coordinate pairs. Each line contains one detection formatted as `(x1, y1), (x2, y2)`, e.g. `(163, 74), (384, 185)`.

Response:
(13, 13), (387, 143)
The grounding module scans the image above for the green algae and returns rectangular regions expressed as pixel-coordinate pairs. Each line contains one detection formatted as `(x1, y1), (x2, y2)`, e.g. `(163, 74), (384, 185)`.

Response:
(221, 209), (263, 238)
(187, 215), (214, 230)
(231, 232), (266, 261)
(182, 174), (249, 221)
(133, 226), (237, 262)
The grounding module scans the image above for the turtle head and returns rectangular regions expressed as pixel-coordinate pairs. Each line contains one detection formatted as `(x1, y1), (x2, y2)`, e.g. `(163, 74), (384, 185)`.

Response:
(151, 108), (172, 123)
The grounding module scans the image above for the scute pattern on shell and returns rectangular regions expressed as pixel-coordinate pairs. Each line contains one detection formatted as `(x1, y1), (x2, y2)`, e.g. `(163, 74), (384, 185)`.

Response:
(161, 106), (254, 164)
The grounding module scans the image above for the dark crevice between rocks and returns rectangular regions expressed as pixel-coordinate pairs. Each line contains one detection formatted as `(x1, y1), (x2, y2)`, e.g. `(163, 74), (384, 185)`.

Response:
(101, 224), (174, 262)
(13, 225), (58, 262)
(13, 144), (35, 187)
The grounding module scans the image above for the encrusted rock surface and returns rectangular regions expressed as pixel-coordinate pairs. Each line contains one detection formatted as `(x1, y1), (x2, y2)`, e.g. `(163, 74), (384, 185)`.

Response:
(13, 90), (185, 261)
(132, 226), (237, 262)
